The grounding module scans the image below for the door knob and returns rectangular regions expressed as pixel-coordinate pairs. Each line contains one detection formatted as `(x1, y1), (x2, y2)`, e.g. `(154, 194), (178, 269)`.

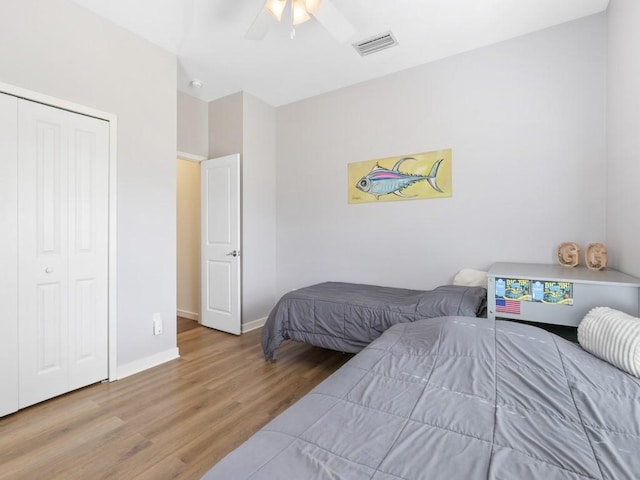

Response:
(45, 267), (54, 274)
(226, 250), (240, 257)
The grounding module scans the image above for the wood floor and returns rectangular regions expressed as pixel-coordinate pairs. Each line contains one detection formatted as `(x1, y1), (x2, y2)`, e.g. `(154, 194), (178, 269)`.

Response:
(0, 318), (353, 479)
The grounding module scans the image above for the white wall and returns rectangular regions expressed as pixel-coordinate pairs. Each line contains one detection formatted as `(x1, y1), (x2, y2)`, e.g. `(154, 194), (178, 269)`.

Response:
(178, 91), (209, 157)
(606, 0), (640, 277)
(276, 14), (607, 293)
(0, 0), (177, 367)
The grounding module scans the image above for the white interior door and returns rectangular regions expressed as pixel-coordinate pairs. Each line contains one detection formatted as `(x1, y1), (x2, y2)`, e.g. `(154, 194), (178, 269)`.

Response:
(18, 99), (109, 409)
(200, 154), (241, 335)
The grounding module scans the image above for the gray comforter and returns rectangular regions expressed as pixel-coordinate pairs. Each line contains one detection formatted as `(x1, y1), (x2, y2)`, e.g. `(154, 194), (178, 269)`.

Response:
(262, 282), (486, 361)
(205, 316), (640, 480)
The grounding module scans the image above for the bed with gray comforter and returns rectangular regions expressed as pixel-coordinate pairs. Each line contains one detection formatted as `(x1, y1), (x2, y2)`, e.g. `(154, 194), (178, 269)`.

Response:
(205, 316), (640, 480)
(261, 282), (487, 361)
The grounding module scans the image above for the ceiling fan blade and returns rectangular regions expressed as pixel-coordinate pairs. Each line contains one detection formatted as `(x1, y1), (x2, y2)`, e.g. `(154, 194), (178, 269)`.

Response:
(311, 0), (355, 43)
(245, 7), (272, 40)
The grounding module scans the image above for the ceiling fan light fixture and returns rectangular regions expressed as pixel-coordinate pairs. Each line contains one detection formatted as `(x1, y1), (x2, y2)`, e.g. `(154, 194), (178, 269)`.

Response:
(292, 0), (311, 25)
(265, 0), (287, 21)
(303, 0), (323, 14)
(247, 0), (351, 42)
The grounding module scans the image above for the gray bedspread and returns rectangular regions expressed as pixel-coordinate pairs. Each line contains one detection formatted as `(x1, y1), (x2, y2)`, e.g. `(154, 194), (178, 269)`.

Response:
(205, 316), (640, 480)
(262, 282), (486, 361)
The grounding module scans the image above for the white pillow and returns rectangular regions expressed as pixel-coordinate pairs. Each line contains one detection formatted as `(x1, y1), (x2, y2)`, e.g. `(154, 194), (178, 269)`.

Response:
(453, 268), (488, 288)
(578, 307), (640, 378)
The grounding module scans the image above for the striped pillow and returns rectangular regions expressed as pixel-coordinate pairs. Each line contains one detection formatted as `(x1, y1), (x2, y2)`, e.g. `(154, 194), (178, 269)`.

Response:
(578, 307), (640, 378)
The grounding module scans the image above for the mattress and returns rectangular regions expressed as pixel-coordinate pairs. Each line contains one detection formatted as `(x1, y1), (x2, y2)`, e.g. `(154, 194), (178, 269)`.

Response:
(262, 282), (487, 361)
(205, 316), (640, 479)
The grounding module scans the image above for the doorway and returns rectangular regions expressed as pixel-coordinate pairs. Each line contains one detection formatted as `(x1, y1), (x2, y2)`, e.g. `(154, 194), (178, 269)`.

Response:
(176, 154), (242, 335)
(176, 157), (201, 323)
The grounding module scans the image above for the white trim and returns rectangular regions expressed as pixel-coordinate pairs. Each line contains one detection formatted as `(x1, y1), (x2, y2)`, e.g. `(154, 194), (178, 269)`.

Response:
(177, 151), (207, 162)
(0, 82), (117, 122)
(177, 309), (199, 321)
(242, 316), (267, 333)
(116, 347), (180, 380)
(108, 119), (118, 382)
(0, 81), (119, 382)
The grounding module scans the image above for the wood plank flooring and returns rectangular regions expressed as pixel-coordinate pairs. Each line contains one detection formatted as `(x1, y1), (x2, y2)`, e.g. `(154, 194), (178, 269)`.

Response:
(0, 318), (353, 479)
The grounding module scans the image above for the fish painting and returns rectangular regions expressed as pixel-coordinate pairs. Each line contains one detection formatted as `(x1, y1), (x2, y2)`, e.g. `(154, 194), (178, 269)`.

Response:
(355, 157), (444, 199)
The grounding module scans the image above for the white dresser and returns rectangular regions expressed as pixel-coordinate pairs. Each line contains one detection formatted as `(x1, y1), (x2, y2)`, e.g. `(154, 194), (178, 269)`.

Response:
(487, 262), (640, 327)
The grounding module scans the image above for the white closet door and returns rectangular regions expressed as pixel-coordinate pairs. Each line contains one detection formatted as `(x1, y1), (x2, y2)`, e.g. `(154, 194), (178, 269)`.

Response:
(67, 110), (109, 391)
(18, 100), (109, 409)
(0, 93), (19, 417)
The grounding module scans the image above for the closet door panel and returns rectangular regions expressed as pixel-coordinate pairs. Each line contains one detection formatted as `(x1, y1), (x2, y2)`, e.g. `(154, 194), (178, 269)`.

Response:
(68, 116), (109, 389)
(18, 100), (70, 408)
(2, 94), (109, 415)
(0, 93), (19, 417)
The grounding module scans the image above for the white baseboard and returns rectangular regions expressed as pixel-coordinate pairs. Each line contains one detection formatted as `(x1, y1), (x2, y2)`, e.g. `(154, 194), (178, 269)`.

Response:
(242, 316), (267, 333)
(116, 347), (180, 380)
(177, 309), (199, 321)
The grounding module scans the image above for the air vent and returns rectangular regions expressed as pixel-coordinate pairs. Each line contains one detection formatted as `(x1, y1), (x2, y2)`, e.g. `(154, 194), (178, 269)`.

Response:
(353, 31), (398, 56)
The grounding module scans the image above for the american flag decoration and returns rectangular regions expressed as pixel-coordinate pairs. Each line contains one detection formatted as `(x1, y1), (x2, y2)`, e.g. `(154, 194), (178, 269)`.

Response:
(496, 298), (521, 315)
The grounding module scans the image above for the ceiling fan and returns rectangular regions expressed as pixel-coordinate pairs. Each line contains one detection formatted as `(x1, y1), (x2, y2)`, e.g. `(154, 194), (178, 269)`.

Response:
(246, 0), (355, 42)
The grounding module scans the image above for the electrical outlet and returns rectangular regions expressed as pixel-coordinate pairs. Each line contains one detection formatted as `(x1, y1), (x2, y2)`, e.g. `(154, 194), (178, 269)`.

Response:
(153, 313), (163, 335)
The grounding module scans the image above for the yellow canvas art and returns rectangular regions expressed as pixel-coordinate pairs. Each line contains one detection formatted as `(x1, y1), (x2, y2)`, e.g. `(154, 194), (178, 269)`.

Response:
(348, 149), (452, 204)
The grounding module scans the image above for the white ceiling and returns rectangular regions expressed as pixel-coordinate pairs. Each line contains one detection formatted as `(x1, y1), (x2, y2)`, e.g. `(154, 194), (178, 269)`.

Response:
(71, 0), (609, 106)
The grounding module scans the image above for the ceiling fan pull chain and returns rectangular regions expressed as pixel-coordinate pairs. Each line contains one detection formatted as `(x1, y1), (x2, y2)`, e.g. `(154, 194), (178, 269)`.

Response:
(290, 0), (295, 39)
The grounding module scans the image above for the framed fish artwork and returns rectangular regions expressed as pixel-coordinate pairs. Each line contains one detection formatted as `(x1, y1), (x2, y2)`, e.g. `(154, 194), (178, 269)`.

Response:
(348, 149), (452, 204)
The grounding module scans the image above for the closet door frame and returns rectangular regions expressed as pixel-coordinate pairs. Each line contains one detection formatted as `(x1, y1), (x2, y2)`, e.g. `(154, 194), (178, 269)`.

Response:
(0, 93), (19, 415)
(0, 81), (118, 382)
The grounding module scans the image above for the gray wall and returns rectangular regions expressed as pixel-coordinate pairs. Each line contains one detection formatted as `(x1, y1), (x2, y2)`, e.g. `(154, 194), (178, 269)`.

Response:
(606, 0), (640, 277)
(209, 92), (244, 158)
(242, 93), (277, 323)
(177, 91), (209, 157)
(0, 0), (177, 367)
(176, 92), (207, 320)
(276, 14), (607, 293)
(207, 92), (278, 324)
